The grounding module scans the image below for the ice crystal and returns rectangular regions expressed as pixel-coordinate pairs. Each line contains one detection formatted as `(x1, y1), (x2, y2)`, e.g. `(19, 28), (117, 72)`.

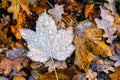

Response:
(19, 11), (75, 62)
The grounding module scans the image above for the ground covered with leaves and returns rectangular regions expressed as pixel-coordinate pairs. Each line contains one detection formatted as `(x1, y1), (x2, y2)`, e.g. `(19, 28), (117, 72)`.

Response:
(0, 0), (120, 80)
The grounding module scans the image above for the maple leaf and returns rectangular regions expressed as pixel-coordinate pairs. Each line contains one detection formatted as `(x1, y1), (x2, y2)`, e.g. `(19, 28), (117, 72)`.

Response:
(48, 4), (64, 23)
(7, 0), (30, 19)
(95, 6), (116, 44)
(19, 11), (75, 63)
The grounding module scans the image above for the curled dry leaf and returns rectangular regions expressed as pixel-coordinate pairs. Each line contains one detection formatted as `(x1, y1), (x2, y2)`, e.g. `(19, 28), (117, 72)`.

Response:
(7, 0), (30, 19)
(38, 66), (78, 80)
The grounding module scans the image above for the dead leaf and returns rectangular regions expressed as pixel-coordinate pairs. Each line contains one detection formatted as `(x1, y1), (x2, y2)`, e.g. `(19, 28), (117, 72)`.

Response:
(6, 48), (25, 60)
(48, 4), (64, 23)
(109, 67), (120, 80)
(30, 0), (47, 15)
(74, 25), (112, 71)
(7, 0), (30, 19)
(11, 12), (26, 39)
(45, 60), (67, 72)
(13, 76), (26, 80)
(0, 0), (7, 8)
(0, 57), (29, 76)
(38, 66), (78, 80)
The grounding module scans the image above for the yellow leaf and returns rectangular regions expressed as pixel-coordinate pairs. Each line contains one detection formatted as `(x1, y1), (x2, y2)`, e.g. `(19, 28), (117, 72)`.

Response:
(7, 0), (30, 19)
(13, 76), (26, 80)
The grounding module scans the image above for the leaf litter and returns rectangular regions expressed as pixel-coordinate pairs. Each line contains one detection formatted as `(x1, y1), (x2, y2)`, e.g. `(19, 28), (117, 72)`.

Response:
(0, 0), (120, 80)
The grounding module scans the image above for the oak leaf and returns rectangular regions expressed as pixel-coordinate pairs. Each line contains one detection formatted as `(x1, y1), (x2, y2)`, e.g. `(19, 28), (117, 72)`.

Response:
(95, 6), (116, 44)
(48, 4), (64, 23)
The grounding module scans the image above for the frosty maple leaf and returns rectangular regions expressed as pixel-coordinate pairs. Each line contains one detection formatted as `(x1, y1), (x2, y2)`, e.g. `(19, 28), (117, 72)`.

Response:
(48, 4), (64, 23)
(95, 6), (116, 44)
(19, 11), (75, 63)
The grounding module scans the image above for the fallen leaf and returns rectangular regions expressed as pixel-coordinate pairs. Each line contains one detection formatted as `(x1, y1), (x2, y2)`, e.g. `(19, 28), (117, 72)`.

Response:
(0, 57), (29, 76)
(109, 67), (120, 80)
(104, 0), (116, 14)
(95, 6), (116, 44)
(38, 66), (78, 80)
(7, 0), (30, 19)
(74, 21), (112, 71)
(45, 60), (67, 72)
(30, 0), (47, 15)
(6, 48), (25, 60)
(48, 4), (64, 23)
(19, 11), (75, 63)
(56, 0), (82, 13)
(13, 76), (26, 80)
(11, 12), (26, 39)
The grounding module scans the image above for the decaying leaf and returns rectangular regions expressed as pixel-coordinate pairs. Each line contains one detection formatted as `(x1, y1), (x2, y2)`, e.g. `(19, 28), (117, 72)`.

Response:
(7, 0), (30, 19)
(0, 14), (10, 26)
(74, 21), (113, 71)
(19, 11), (75, 63)
(48, 4), (64, 23)
(0, 57), (29, 76)
(109, 67), (120, 80)
(0, 25), (14, 48)
(38, 66), (78, 80)
(95, 6), (116, 44)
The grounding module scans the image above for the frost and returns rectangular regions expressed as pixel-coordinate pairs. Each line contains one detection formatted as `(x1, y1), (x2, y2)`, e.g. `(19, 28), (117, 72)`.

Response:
(95, 6), (116, 44)
(19, 11), (75, 63)
(48, 4), (64, 23)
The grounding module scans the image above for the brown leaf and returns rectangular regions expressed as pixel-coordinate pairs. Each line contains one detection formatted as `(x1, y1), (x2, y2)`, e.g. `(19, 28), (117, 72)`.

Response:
(0, 57), (29, 76)
(38, 66), (78, 80)
(85, 3), (100, 22)
(74, 27), (113, 71)
(30, 0), (48, 15)
(109, 67), (120, 80)
(56, 0), (82, 13)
